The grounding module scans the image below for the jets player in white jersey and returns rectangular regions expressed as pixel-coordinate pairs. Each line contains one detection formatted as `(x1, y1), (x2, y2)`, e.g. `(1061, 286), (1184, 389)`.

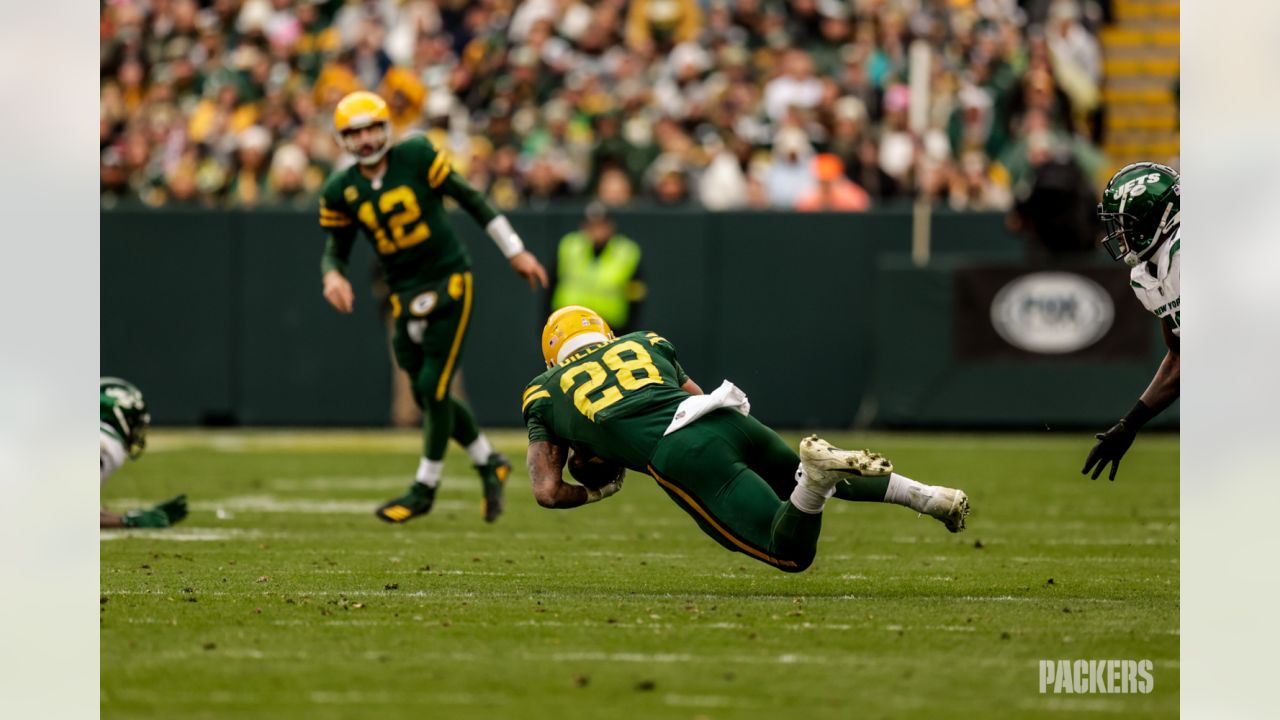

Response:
(100, 377), (187, 528)
(1082, 162), (1180, 480)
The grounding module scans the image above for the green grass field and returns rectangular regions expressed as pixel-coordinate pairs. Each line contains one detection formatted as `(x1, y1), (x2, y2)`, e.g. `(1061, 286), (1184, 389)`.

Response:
(101, 429), (1178, 719)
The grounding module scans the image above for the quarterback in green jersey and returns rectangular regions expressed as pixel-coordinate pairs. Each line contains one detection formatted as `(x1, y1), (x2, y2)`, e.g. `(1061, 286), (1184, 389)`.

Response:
(100, 377), (187, 529)
(318, 91), (549, 524)
(522, 307), (971, 573)
(1082, 162), (1181, 481)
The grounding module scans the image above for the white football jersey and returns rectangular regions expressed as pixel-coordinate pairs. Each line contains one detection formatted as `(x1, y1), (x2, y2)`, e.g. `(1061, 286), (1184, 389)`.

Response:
(1128, 228), (1181, 337)
(101, 426), (127, 484)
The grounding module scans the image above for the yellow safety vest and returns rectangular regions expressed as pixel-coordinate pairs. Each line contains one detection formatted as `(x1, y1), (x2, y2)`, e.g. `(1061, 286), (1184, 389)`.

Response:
(551, 232), (642, 328)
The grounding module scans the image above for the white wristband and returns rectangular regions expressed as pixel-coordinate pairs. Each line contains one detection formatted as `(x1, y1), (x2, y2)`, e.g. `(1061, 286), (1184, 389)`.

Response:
(485, 216), (525, 259)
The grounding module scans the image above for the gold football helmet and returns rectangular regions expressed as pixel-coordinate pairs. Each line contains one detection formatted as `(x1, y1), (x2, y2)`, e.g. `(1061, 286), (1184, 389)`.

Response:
(541, 306), (614, 368)
(333, 91), (392, 165)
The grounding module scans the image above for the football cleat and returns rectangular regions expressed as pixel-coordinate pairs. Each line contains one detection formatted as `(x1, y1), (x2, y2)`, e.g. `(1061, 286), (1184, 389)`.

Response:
(798, 435), (893, 492)
(375, 482), (436, 523)
(478, 453), (511, 523)
(911, 485), (970, 533)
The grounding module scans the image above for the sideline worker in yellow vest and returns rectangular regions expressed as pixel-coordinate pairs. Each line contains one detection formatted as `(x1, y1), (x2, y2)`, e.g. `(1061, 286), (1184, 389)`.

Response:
(549, 202), (646, 333)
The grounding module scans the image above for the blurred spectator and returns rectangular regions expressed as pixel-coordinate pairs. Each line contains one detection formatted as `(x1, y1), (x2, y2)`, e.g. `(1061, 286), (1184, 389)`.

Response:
(763, 49), (823, 122)
(648, 155), (693, 207)
(698, 135), (749, 210)
(765, 127), (814, 207)
(1008, 132), (1099, 258)
(795, 154), (871, 212)
(949, 151), (1013, 211)
(227, 126), (273, 207)
(626, 0), (704, 54)
(99, 0), (1116, 211)
(597, 167), (635, 207)
(266, 143), (317, 209)
(549, 202), (645, 334)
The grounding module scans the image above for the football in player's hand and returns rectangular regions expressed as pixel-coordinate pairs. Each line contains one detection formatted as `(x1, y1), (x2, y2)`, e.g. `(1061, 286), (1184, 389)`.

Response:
(567, 449), (625, 490)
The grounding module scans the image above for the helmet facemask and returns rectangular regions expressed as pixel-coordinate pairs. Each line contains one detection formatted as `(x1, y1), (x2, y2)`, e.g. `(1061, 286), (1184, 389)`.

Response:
(338, 120), (391, 166)
(1099, 194), (1177, 268)
(110, 398), (150, 459)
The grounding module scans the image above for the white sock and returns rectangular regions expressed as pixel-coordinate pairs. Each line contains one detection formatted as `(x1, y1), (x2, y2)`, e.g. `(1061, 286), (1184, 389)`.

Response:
(789, 466), (834, 514)
(466, 435), (494, 466)
(416, 458), (445, 488)
(884, 472), (930, 512)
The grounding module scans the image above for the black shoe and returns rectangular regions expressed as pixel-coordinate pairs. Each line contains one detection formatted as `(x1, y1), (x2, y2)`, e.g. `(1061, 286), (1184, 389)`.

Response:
(375, 482), (436, 523)
(477, 453), (511, 523)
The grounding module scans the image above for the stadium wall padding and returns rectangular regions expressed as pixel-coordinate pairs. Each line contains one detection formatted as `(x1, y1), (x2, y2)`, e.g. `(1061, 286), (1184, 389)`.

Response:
(101, 209), (1176, 429)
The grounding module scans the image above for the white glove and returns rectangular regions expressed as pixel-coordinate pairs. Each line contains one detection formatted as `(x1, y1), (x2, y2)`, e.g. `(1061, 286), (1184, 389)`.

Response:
(585, 477), (624, 503)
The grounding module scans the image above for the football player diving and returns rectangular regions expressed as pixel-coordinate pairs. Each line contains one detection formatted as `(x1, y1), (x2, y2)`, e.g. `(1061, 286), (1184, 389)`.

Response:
(100, 378), (187, 529)
(317, 91), (549, 524)
(1082, 162), (1180, 481)
(522, 307), (971, 573)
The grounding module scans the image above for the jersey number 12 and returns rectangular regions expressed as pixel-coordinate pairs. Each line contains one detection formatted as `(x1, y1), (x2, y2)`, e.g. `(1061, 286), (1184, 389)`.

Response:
(358, 186), (432, 255)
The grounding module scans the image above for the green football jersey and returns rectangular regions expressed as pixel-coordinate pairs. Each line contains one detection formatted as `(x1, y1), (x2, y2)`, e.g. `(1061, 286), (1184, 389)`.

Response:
(522, 331), (692, 471)
(319, 135), (498, 293)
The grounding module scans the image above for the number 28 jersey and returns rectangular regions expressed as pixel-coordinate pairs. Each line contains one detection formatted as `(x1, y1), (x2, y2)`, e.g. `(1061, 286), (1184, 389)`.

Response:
(522, 332), (691, 471)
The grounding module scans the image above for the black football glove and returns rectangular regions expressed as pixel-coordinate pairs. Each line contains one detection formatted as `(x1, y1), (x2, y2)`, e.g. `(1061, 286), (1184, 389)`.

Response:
(155, 494), (189, 525)
(1081, 421), (1136, 481)
(123, 495), (188, 528)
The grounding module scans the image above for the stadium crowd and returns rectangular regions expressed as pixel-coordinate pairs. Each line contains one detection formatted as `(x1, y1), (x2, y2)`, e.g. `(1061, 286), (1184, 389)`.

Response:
(101, 0), (1109, 212)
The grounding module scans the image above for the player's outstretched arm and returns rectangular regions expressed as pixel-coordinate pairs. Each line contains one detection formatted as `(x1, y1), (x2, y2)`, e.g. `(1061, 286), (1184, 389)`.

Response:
(100, 496), (187, 529)
(1082, 320), (1180, 481)
(440, 172), (548, 290)
(528, 441), (621, 508)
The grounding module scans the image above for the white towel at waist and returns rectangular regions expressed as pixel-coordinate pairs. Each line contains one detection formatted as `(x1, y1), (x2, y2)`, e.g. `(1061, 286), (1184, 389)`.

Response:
(663, 380), (751, 437)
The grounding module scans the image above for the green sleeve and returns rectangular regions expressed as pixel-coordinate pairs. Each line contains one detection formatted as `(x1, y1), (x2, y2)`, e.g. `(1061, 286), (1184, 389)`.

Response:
(320, 230), (357, 277)
(524, 403), (554, 445)
(415, 136), (500, 227)
(522, 380), (556, 444)
(319, 179), (358, 276)
(643, 332), (689, 386)
(439, 171), (500, 226)
(673, 360), (689, 387)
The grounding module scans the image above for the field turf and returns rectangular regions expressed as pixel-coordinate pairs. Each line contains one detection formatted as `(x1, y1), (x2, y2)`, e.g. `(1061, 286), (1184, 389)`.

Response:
(101, 429), (1178, 719)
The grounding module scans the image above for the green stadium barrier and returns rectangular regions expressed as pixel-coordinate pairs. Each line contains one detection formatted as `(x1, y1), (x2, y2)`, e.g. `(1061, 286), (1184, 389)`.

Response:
(102, 208), (1173, 429)
(867, 255), (1178, 428)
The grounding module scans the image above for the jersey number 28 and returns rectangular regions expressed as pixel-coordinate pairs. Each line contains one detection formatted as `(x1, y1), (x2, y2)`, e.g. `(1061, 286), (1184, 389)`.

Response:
(560, 341), (663, 421)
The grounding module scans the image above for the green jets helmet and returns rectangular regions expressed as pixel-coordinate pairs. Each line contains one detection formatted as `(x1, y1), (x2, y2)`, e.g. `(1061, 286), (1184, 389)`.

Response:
(1098, 162), (1180, 267)
(100, 377), (150, 459)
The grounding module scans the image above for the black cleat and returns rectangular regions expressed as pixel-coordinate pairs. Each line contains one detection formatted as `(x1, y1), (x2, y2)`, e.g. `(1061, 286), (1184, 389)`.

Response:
(375, 482), (436, 523)
(477, 453), (511, 523)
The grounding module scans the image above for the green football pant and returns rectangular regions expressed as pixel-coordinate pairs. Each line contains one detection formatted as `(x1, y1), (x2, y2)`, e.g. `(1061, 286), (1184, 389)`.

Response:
(391, 272), (481, 460)
(648, 411), (823, 573)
